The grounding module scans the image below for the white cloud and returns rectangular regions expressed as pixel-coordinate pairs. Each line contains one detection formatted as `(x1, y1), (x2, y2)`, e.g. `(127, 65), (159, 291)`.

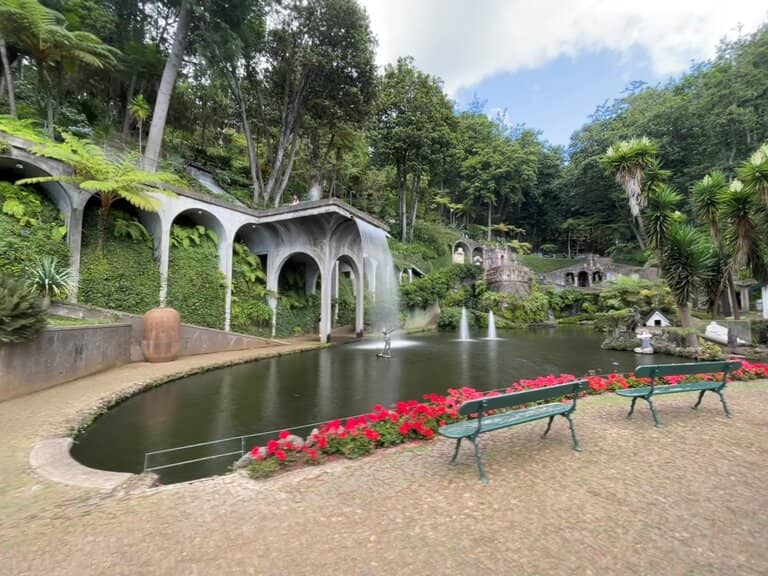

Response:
(359, 0), (768, 95)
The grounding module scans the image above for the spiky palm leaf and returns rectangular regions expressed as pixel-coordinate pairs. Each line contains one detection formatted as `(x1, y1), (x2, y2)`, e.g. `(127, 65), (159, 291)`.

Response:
(602, 137), (658, 218)
(662, 223), (716, 308)
(0, 272), (46, 342)
(737, 142), (768, 206)
(644, 184), (681, 252)
(720, 179), (768, 281)
(691, 170), (728, 246)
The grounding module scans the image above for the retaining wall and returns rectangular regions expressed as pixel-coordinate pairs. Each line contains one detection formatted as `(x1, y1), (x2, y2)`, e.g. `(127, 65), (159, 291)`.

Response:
(0, 324), (132, 401)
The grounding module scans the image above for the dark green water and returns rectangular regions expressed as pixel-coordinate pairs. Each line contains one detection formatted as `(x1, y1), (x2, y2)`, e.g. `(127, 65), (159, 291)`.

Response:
(71, 327), (682, 483)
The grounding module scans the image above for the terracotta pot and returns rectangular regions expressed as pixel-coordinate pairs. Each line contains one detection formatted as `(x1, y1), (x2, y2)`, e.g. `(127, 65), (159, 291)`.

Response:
(141, 307), (181, 362)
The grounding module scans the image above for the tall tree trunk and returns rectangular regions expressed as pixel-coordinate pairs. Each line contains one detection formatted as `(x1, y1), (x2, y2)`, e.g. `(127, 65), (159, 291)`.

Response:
(726, 272), (741, 320)
(0, 35), (17, 118)
(144, 0), (192, 172)
(409, 174), (420, 242)
(273, 133), (300, 207)
(398, 163), (407, 243)
(677, 304), (698, 348)
(233, 77), (262, 205)
(122, 74), (136, 136)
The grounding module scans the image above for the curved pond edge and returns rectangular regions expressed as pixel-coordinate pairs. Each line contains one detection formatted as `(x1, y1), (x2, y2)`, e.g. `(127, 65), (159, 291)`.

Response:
(30, 341), (326, 491)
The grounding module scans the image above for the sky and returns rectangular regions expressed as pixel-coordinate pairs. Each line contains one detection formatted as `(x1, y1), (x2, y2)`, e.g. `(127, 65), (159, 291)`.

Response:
(359, 0), (768, 146)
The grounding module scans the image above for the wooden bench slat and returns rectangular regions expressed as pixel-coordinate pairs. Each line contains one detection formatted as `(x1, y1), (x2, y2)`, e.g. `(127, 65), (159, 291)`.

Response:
(616, 380), (722, 397)
(634, 361), (741, 378)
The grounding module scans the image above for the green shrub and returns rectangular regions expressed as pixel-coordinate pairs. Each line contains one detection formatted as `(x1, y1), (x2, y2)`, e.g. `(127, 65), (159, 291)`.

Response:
(0, 273), (47, 343)
(477, 289), (549, 325)
(0, 181), (69, 280)
(247, 458), (280, 479)
(400, 264), (481, 309)
(438, 306), (469, 330)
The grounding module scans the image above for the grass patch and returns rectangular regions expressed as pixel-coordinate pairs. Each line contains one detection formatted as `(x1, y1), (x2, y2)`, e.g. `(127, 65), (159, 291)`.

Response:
(520, 255), (578, 273)
(47, 315), (112, 327)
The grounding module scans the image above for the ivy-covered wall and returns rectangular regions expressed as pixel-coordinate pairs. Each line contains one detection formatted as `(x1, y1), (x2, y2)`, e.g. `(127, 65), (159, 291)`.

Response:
(78, 211), (160, 315)
(0, 181), (69, 280)
(166, 224), (226, 329)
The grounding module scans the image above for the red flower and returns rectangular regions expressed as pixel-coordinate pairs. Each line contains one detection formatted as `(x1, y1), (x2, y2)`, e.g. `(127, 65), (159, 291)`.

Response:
(364, 428), (381, 442)
(274, 449), (287, 461)
(278, 430), (290, 440)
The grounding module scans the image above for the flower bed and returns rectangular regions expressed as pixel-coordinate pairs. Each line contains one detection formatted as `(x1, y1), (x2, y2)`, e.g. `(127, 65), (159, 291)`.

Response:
(243, 361), (768, 479)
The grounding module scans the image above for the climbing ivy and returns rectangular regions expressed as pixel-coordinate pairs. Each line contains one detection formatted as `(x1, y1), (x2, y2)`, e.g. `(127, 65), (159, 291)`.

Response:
(166, 223), (225, 328)
(78, 210), (159, 314)
(230, 241), (272, 335)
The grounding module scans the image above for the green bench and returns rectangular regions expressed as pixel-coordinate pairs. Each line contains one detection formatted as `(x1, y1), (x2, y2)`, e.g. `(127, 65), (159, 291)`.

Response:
(617, 361), (742, 428)
(438, 380), (588, 483)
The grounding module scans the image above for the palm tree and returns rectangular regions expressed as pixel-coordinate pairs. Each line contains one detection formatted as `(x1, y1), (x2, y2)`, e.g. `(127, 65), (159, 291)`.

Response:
(644, 184), (682, 253)
(720, 179), (768, 286)
(661, 223), (716, 347)
(0, 0), (58, 118)
(691, 170), (738, 317)
(16, 133), (178, 252)
(128, 95), (151, 163)
(737, 142), (768, 207)
(602, 137), (659, 249)
(1, 0), (119, 137)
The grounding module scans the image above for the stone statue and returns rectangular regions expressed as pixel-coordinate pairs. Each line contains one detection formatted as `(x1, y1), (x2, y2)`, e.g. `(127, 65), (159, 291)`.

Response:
(452, 247), (465, 264)
(378, 329), (392, 358)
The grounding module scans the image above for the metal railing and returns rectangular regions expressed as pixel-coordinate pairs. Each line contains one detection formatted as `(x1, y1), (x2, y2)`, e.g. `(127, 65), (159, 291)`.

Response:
(142, 418), (339, 474)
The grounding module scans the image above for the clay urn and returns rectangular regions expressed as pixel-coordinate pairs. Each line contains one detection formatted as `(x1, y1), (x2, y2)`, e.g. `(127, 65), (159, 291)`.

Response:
(141, 307), (181, 362)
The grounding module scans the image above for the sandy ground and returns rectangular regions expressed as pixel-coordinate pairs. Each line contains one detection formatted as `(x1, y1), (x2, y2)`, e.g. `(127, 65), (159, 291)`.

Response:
(1, 347), (766, 576)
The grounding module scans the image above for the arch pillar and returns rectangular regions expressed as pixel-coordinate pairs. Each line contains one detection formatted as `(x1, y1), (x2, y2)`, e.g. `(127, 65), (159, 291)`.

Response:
(266, 253), (282, 338)
(157, 215), (173, 306)
(219, 231), (234, 332)
(319, 260), (333, 343)
(355, 260), (365, 337)
(66, 205), (84, 302)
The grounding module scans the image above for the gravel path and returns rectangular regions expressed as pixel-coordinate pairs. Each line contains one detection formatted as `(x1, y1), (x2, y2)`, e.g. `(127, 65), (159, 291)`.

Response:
(1, 350), (766, 576)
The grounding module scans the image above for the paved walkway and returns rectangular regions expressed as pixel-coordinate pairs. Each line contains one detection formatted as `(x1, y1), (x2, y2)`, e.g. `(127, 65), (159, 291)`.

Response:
(1, 346), (767, 575)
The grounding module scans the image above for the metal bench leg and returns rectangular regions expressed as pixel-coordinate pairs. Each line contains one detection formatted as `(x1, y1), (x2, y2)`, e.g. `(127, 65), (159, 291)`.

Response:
(468, 436), (488, 484)
(562, 413), (581, 452)
(627, 397), (638, 418)
(541, 416), (555, 439)
(715, 390), (732, 418)
(643, 396), (662, 428)
(450, 438), (463, 464)
(691, 390), (706, 410)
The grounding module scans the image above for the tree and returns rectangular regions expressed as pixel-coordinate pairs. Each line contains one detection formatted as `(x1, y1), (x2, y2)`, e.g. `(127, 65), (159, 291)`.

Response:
(17, 133), (178, 252)
(602, 137), (658, 249)
(370, 57), (455, 242)
(143, 0), (193, 172)
(128, 94), (150, 161)
(720, 179), (768, 285)
(661, 223), (715, 346)
(691, 170), (736, 316)
(737, 142), (768, 207)
(1, 0), (119, 137)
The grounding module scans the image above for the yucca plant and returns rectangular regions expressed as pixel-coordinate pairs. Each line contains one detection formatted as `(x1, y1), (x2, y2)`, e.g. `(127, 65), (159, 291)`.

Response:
(0, 272), (47, 343)
(737, 142), (768, 207)
(601, 137), (659, 249)
(661, 223), (716, 346)
(720, 180), (768, 283)
(644, 184), (682, 253)
(28, 255), (73, 307)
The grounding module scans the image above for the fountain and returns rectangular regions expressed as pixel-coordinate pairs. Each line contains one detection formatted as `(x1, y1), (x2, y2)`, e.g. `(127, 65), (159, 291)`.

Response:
(487, 311), (498, 340)
(356, 219), (399, 332)
(458, 306), (471, 341)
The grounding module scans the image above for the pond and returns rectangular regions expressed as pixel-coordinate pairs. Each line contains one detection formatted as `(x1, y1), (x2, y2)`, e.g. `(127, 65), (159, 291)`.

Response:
(72, 326), (683, 483)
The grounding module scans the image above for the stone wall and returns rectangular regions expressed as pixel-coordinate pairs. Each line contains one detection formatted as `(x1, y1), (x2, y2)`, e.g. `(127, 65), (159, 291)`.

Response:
(485, 263), (531, 296)
(0, 324), (132, 401)
(50, 303), (277, 361)
(403, 301), (441, 332)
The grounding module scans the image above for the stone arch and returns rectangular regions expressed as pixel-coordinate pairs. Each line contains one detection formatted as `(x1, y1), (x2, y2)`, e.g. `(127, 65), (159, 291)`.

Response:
(472, 247), (484, 266)
(273, 250), (324, 337)
(0, 154), (87, 299)
(453, 240), (471, 264)
(333, 253), (364, 336)
(577, 270), (589, 288)
(565, 272), (575, 286)
(592, 270), (602, 284)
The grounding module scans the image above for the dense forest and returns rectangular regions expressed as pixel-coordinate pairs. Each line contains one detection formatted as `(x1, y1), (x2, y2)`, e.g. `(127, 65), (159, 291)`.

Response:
(1, 0), (768, 344)
(1, 0), (766, 256)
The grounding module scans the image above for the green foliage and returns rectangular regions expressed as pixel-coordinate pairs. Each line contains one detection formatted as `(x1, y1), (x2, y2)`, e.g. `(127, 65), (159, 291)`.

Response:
(0, 115), (45, 142)
(28, 255), (73, 300)
(167, 223), (225, 329)
(0, 181), (69, 280)
(78, 214), (159, 314)
(0, 272), (46, 343)
(597, 277), (676, 318)
(477, 289), (549, 326)
(437, 306), (467, 330)
(273, 295), (320, 337)
(519, 255), (578, 273)
(230, 241), (271, 335)
(170, 223), (218, 248)
(247, 457), (280, 479)
(399, 264), (481, 309)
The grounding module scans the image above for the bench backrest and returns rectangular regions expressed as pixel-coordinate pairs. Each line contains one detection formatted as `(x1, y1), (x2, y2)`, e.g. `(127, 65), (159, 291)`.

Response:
(458, 380), (588, 417)
(635, 361), (742, 379)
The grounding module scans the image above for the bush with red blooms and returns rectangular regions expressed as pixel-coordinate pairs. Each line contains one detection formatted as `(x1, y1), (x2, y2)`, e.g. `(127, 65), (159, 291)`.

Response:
(245, 361), (768, 479)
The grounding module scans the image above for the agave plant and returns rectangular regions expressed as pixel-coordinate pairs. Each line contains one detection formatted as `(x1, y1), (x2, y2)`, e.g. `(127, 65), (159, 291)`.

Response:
(29, 255), (73, 307)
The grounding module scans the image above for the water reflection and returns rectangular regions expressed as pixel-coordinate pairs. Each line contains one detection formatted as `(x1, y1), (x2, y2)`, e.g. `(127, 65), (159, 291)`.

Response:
(72, 326), (685, 483)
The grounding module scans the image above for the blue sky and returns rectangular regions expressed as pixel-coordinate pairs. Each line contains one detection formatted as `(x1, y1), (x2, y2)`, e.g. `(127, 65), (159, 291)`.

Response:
(454, 47), (662, 147)
(360, 0), (767, 147)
